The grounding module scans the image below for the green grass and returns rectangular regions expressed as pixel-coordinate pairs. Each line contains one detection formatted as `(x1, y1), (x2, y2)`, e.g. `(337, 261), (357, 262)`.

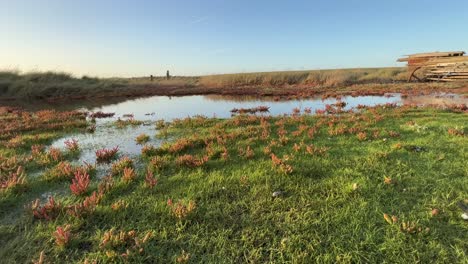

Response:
(0, 106), (467, 263)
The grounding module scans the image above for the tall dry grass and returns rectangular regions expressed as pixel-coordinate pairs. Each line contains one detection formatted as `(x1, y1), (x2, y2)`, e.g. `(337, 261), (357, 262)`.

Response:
(199, 68), (407, 88)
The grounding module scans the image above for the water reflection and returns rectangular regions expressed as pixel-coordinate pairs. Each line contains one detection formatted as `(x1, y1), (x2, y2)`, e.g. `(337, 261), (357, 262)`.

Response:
(24, 93), (467, 168)
(86, 94), (402, 121)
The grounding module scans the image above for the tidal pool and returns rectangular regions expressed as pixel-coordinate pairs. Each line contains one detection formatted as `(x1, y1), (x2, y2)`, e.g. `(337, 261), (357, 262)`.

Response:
(42, 93), (465, 169)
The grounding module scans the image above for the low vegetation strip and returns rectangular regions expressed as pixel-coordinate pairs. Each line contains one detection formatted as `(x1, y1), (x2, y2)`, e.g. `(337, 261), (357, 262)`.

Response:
(0, 104), (466, 263)
(4, 68), (466, 101)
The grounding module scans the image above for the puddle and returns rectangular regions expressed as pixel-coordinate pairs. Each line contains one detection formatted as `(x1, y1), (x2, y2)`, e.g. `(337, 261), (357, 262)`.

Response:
(3, 93), (465, 172)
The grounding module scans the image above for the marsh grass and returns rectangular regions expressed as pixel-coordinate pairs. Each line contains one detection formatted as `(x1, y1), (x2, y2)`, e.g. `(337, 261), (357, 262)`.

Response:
(0, 105), (467, 263)
(198, 67), (408, 88)
(0, 71), (125, 98)
(0, 68), (410, 100)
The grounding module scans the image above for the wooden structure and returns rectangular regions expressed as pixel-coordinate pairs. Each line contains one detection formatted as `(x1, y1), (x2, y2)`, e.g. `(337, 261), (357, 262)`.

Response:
(398, 51), (468, 82)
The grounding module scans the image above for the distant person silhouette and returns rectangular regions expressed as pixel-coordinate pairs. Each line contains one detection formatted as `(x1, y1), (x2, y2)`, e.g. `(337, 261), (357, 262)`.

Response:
(166, 70), (170, 80)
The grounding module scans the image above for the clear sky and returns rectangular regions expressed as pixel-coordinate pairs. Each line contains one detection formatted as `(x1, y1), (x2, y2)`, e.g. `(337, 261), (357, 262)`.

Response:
(1, 0), (467, 77)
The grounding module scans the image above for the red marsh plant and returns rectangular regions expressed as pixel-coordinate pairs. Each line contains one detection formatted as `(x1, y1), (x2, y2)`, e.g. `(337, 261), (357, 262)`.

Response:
(44, 161), (74, 180)
(145, 169), (158, 189)
(67, 191), (102, 218)
(448, 128), (464, 137)
(293, 143), (302, 152)
(270, 153), (293, 175)
(328, 124), (348, 136)
(305, 144), (329, 156)
(141, 144), (160, 157)
(96, 147), (119, 163)
(135, 133), (150, 144)
(263, 146), (272, 155)
(148, 156), (168, 171)
(44, 161), (95, 181)
(238, 146), (254, 159)
(278, 135), (289, 146)
(169, 138), (195, 153)
(99, 229), (153, 258)
(31, 144), (45, 157)
(292, 107), (301, 115)
(98, 175), (114, 196)
(122, 167), (136, 182)
(64, 139), (79, 152)
(167, 199), (197, 220)
(0, 166), (27, 193)
(292, 124), (308, 137)
(388, 130), (401, 138)
(221, 147), (229, 161)
(307, 127), (317, 139)
(176, 154), (209, 168)
(47, 147), (63, 162)
(111, 157), (134, 176)
(53, 225), (72, 248)
(357, 132), (367, 141)
(372, 130), (381, 139)
(31, 196), (62, 220)
(70, 171), (90, 196)
(5, 135), (24, 148)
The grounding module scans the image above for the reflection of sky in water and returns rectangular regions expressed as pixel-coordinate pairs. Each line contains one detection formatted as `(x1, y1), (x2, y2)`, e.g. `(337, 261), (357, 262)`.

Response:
(86, 94), (402, 120)
(50, 93), (466, 169)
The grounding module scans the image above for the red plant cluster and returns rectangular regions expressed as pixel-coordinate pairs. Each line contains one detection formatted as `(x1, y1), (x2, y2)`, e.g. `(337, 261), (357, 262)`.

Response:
(53, 225), (72, 248)
(148, 156), (167, 171)
(45, 161), (94, 181)
(0, 166), (27, 192)
(99, 229), (153, 258)
(47, 147), (63, 162)
(122, 167), (136, 182)
(64, 139), (79, 152)
(357, 131), (367, 141)
(167, 199), (197, 220)
(67, 191), (102, 218)
(111, 157), (134, 176)
(31, 196), (62, 220)
(31, 144), (45, 156)
(270, 153), (293, 174)
(145, 169), (158, 189)
(0, 109), (86, 142)
(176, 154), (209, 168)
(238, 146), (255, 159)
(70, 171), (90, 195)
(168, 138), (195, 153)
(448, 128), (465, 137)
(96, 147), (119, 163)
(141, 144), (160, 157)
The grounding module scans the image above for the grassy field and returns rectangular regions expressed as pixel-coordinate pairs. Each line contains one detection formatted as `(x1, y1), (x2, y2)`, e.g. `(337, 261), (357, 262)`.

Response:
(0, 104), (467, 263)
(4, 68), (463, 100)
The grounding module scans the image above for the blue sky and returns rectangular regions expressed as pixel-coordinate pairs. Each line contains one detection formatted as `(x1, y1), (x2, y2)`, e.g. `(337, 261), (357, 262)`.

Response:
(1, 0), (467, 77)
